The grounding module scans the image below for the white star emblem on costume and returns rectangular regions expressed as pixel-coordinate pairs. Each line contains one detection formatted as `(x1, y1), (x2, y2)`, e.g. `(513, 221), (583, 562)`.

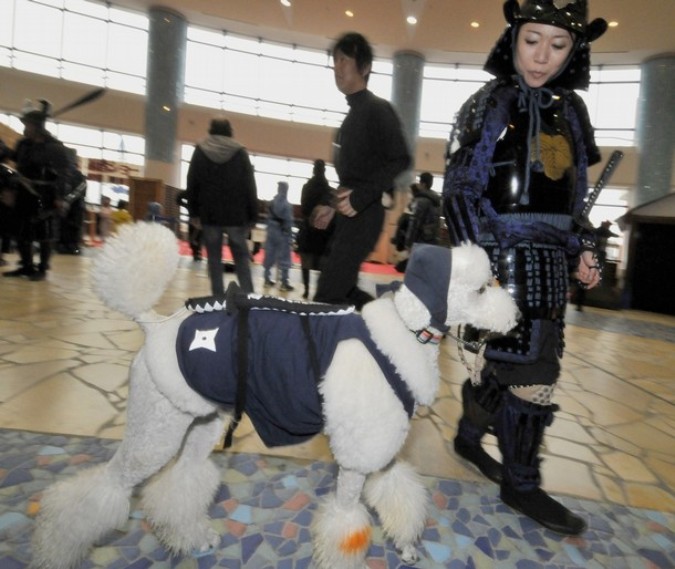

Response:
(189, 328), (219, 352)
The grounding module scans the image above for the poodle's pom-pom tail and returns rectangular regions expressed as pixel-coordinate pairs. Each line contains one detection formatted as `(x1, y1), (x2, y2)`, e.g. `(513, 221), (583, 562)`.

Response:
(364, 460), (428, 553)
(32, 465), (130, 569)
(92, 222), (180, 320)
(311, 496), (372, 569)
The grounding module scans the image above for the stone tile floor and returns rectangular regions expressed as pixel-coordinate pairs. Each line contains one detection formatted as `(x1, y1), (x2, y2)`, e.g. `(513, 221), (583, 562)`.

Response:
(0, 244), (674, 567)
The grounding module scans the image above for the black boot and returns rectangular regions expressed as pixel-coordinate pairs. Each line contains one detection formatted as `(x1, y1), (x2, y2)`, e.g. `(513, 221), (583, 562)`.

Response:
(496, 390), (587, 535)
(453, 376), (503, 484)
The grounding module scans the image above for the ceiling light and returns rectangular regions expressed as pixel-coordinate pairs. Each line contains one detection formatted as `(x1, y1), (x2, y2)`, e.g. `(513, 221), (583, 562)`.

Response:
(280, 0), (291, 7)
(608, 21), (619, 28)
(345, 10), (354, 18)
(407, 16), (418, 25)
(470, 21), (480, 29)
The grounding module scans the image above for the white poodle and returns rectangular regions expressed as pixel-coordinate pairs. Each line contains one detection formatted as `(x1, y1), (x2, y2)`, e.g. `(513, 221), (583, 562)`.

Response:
(32, 222), (518, 569)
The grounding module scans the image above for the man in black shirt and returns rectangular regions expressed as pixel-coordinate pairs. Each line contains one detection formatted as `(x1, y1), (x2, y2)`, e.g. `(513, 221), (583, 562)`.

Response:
(313, 32), (411, 309)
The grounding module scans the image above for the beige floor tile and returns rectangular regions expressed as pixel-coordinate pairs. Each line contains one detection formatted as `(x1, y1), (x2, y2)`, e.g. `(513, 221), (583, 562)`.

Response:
(0, 372), (118, 436)
(541, 456), (601, 502)
(601, 451), (658, 483)
(0, 360), (78, 401)
(594, 472), (626, 505)
(624, 482), (675, 511)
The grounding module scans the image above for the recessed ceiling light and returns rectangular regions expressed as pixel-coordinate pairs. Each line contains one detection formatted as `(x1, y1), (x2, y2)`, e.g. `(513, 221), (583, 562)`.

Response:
(407, 15), (418, 25)
(470, 21), (480, 29)
(280, 0), (291, 7)
(608, 21), (619, 28)
(345, 10), (354, 18)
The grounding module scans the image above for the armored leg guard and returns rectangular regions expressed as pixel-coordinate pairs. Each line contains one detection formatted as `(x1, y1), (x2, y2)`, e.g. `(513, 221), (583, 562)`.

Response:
(496, 390), (586, 535)
(453, 375), (503, 484)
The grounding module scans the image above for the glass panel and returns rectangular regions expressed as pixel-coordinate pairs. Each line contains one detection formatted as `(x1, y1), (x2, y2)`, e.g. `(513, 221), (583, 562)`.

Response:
(293, 46), (330, 66)
(424, 64), (459, 81)
(107, 24), (147, 76)
(292, 64), (344, 111)
(13, 51), (61, 76)
(0, 0), (14, 48)
(67, 143), (101, 159)
(258, 100), (292, 121)
(184, 87), (222, 109)
(186, 42), (224, 91)
(61, 61), (105, 85)
(65, 0), (107, 19)
(221, 93), (258, 116)
(594, 83), (639, 129)
(14, 0), (63, 57)
(594, 130), (635, 147)
(105, 70), (145, 94)
(259, 57), (294, 103)
(259, 40), (296, 60)
(420, 79), (481, 124)
(103, 132), (144, 155)
(0, 47), (12, 67)
(224, 50), (260, 98)
(62, 12), (107, 66)
(32, 0), (63, 8)
(595, 66), (641, 83)
(109, 5), (148, 29)
(372, 59), (393, 75)
(369, 73), (392, 100)
(418, 121), (452, 140)
(224, 34), (261, 54)
(188, 27), (227, 48)
(58, 123), (103, 146)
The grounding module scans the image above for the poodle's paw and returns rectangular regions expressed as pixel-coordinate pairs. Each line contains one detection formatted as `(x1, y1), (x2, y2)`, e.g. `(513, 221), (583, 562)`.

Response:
(200, 527), (220, 551)
(189, 527), (220, 558)
(400, 544), (419, 565)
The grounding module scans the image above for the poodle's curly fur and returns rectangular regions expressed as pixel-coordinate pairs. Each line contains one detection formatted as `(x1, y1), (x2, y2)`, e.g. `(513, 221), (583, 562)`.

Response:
(32, 222), (517, 569)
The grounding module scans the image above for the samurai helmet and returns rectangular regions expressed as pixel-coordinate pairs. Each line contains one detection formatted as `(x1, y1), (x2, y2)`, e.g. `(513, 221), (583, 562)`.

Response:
(505, 0), (607, 42)
(485, 0), (608, 90)
(20, 99), (52, 128)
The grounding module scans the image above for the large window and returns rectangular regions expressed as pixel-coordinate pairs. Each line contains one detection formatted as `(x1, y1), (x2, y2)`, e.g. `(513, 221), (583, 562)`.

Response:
(184, 27), (393, 127)
(1, 0), (148, 94)
(419, 63), (640, 146)
(3, 0), (640, 148)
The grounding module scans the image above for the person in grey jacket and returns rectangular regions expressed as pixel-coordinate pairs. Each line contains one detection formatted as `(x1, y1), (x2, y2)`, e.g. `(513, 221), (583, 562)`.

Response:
(186, 118), (258, 295)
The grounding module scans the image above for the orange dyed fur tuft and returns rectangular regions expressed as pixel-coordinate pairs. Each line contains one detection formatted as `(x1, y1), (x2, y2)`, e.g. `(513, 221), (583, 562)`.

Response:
(339, 527), (372, 554)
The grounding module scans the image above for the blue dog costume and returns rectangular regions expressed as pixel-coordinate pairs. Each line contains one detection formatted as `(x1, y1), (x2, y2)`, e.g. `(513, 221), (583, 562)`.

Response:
(176, 286), (416, 447)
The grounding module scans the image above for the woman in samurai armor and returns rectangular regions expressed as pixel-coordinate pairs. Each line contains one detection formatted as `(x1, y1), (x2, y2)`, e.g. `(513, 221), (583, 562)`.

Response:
(443, 0), (607, 535)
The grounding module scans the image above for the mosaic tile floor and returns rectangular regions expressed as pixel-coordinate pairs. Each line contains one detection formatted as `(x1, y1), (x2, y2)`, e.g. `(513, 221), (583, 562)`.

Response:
(1, 429), (673, 569)
(1, 243), (674, 567)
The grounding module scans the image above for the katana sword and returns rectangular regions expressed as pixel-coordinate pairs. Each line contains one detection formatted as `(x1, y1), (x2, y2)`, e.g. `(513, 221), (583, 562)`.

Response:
(52, 87), (107, 118)
(575, 149), (624, 231)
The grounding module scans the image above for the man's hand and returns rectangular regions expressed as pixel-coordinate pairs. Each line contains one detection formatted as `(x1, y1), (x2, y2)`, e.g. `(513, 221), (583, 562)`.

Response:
(574, 250), (601, 290)
(311, 205), (335, 230)
(335, 187), (357, 217)
(190, 216), (202, 231)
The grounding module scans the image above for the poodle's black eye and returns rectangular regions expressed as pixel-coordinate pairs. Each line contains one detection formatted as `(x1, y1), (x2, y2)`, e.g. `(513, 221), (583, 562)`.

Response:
(478, 284), (487, 294)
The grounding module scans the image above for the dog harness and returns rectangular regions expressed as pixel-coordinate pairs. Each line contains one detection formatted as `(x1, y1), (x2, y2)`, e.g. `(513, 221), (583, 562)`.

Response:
(176, 285), (416, 448)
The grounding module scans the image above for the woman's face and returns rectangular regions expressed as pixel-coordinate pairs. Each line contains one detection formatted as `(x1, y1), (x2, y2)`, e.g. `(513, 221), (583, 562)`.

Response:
(333, 49), (369, 95)
(514, 22), (574, 88)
